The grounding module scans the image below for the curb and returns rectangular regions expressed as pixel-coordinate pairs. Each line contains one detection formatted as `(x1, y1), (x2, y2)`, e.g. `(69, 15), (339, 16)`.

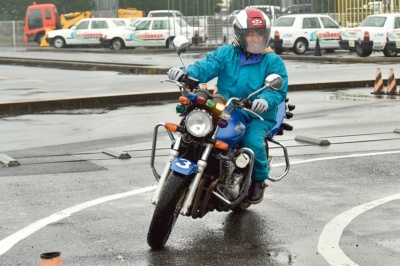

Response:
(0, 80), (384, 116)
(1, 53), (398, 116)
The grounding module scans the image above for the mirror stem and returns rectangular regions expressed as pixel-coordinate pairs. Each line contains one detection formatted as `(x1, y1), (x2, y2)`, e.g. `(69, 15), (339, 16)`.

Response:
(178, 55), (187, 73)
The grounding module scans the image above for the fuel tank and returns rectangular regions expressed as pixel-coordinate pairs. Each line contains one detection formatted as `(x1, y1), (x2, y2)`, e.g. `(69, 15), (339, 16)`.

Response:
(216, 108), (247, 148)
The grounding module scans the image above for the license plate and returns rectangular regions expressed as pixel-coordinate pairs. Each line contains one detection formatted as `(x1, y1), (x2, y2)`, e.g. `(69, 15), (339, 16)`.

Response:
(349, 40), (355, 47)
(396, 41), (400, 49)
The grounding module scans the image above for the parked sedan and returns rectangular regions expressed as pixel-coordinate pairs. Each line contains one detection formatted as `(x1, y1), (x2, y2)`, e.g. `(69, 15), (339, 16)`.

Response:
(270, 14), (343, 55)
(339, 14), (400, 57)
(45, 18), (128, 48)
(386, 29), (400, 54)
(100, 17), (206, 50)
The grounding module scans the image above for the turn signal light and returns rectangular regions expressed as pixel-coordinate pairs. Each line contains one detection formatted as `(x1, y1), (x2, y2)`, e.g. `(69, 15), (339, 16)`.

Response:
(179, 96), (189, 105)
(165, 123), (179, 132)
(214, 140), (228, 150)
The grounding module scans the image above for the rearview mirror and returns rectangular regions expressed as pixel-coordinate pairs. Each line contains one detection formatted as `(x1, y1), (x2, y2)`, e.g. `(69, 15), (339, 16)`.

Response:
(265, 74), (283, 90)
(173, 36), (190, 55)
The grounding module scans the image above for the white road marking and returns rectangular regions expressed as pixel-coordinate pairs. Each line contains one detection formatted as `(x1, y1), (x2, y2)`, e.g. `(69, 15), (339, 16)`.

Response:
(0, 185), (156, 256)
(318, 194), (400, 266)
(1, 150), (400, 260)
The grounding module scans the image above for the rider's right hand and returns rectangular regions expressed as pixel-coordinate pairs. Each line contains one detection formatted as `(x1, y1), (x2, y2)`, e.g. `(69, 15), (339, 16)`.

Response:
(167, 68), (185, 81)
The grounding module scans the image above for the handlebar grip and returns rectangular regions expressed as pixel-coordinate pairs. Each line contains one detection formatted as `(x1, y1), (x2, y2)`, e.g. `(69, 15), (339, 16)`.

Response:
(243, 99), (252, 109)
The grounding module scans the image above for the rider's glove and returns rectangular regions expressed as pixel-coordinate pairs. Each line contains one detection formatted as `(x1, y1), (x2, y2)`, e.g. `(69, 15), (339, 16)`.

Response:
(167, 67), (185, 81)
(251, 99), (268, 113)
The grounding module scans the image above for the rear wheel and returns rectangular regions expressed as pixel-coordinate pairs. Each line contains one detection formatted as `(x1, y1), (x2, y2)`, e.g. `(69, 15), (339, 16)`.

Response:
(53, 37), (65, 48)
(293, 38), (307, 55)
(356, 45), (372, 57)
(383, 46), (397, 57)
(166, 37), (175, 49)
(111, 38), (124, 50)
(274, 47), (283, 55)
(147, 171), (190, 250)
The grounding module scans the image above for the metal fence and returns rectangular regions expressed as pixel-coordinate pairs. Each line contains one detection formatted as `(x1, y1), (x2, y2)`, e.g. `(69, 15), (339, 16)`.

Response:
(335, 0), (400, 27)
(1, 0), (400, 48)
(0, 21), (26, 47)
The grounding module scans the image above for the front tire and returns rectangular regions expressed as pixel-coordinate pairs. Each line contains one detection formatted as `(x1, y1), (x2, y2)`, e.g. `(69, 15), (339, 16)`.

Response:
(147, 171), (190, 250)
(53, 37), (65, 48)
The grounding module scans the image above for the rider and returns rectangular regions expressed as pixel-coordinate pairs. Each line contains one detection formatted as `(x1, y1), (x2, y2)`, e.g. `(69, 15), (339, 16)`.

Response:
(167, 8), (288, 204)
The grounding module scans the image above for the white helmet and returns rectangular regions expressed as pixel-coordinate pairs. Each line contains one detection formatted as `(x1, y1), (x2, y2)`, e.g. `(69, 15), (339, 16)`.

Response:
(232, 8), (271, 54)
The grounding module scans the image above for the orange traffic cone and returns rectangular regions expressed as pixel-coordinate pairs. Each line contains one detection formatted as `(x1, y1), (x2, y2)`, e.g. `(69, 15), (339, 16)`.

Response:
(387, 68), (398, 95)
(40, 252), (63, 266)
(372, 68), (385, 94)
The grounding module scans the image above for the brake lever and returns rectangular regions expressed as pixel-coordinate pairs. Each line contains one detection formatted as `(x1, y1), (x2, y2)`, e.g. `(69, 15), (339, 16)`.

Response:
(243, 108), (264, 121)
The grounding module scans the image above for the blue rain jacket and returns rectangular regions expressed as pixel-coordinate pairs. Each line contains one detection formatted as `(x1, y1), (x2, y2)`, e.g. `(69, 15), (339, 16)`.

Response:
(187, 44), (289, 181)
(187, 44), (288, 125)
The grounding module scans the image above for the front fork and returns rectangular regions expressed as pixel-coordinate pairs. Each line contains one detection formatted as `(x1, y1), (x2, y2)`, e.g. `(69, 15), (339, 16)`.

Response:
(150, 123), (216, 215)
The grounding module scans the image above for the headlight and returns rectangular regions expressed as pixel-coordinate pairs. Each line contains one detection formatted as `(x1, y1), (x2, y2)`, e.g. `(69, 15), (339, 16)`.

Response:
(185, 110), (213, 137)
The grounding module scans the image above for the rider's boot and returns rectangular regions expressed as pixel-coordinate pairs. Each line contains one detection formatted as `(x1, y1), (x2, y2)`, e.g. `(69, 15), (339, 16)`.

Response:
(248, 180), (268, 204)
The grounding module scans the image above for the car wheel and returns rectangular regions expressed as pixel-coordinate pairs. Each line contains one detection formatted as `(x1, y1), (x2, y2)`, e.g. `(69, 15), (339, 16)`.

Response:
(383, 47), (397, 57)
(166, 37), (175, 49)
(274, 48), (283, 55)
(111, 38), (124, 50)
(355, 44), (372, 57)
(293, 38), (307, 55)
(53, 37), (65, 48)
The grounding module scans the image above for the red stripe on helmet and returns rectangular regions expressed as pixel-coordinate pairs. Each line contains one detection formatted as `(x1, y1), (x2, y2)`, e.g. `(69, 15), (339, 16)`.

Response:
(245, 8), (266, 29)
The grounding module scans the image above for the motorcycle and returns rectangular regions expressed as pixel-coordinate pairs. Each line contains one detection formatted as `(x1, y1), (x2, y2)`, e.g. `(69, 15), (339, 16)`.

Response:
(147, 36), (295, 250)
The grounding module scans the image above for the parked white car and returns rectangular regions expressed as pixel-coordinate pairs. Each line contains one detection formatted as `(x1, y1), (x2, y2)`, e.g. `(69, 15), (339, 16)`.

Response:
(100, 17), (206, 50)
(45, 18), (128, 48)
(270, 14), (343, 55)
(339, 13), (400, 57)
(386, 29), (400, 54)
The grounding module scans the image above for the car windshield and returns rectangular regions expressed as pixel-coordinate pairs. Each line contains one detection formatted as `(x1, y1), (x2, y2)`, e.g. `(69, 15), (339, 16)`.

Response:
(273, 17), (295, 27)
(175, 18), (189, 27)
(113, 20), (126, 27)
(361, 16), (386, 27)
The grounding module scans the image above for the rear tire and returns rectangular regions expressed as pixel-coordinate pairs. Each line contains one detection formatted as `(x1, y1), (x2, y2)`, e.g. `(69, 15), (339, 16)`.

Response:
(383, 46), (397, 57)
(166, 37), (175, 49)
(111, 38), (124, 50)
(274, 48), (283, 55)
(293, 38), (307, 55)
(147, 171), (190, 250)
(356, 45), (372, 57)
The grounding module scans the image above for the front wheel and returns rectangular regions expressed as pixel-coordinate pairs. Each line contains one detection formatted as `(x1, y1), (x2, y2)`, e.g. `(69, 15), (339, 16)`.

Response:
(53, 37), (65, 48)
(147, 171), (190, 250)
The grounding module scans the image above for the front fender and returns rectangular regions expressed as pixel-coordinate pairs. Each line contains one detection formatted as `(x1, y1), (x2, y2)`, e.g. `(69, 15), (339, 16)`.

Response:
(171, 157), (198, 176)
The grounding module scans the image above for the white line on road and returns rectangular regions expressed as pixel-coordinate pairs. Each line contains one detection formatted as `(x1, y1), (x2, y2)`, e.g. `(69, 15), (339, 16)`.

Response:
(0, 185), (157, 256)
(318, 194), (400, 266)
(1, 150), (400, 260)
